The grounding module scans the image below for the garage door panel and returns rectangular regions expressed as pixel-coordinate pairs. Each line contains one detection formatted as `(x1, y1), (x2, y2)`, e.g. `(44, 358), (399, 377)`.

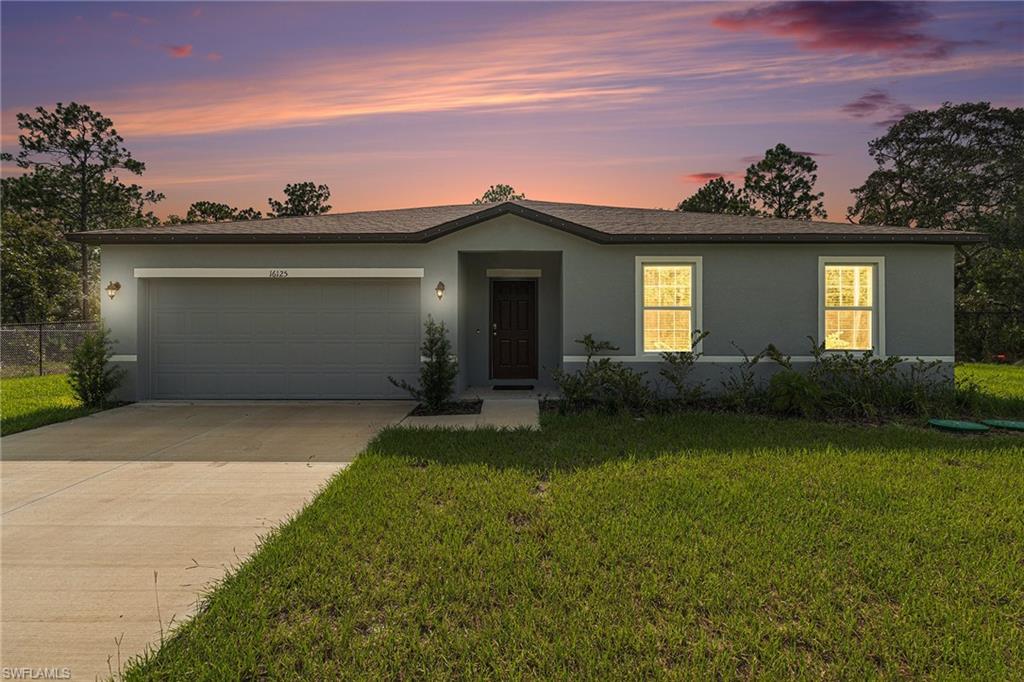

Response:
(149, 278), (420, 399)
(386, 342), (420, 365)
(320, 281), (357, 307)
(317, 312), (356, 336)
(153, 311), (188, 337)
(354, 312), (388, 335)
(287, 312), (323, 335)
(251, 312), (289, 337)
(387, 311), (420, 335)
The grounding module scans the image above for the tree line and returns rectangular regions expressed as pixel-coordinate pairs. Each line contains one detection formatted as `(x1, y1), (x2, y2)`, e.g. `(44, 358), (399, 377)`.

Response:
(2, 101), (1021, 358)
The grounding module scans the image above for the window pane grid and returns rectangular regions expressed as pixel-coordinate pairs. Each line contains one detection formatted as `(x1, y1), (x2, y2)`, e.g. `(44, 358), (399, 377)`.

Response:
(824, 264), (875, 351)
(642, 264), (694, 352)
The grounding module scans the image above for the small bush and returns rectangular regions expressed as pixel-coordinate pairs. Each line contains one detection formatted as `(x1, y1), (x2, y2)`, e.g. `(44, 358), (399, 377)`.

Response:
(799, 338), (960, 421)
(767, 371), (821, 418)
(552, 334), (653, 414)
(389, 316), (458, 413)
(719, 343), (767, 412)
(67, 326), (125, 407)
(659, 330), (710, 406)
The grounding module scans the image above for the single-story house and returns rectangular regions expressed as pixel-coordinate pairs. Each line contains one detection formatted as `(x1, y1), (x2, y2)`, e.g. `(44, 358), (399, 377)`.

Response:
(69, 200), (983, 401)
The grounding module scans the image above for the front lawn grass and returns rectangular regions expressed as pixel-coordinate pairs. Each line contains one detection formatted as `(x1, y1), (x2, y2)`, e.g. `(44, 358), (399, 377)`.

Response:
(126, 412), (1024, 679)
(0, 373), (97, 435)
(959, 362), (1024, 400)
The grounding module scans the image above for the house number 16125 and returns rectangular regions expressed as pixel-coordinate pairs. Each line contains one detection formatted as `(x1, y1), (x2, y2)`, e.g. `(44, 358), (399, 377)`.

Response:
(269, 269), (289, 278)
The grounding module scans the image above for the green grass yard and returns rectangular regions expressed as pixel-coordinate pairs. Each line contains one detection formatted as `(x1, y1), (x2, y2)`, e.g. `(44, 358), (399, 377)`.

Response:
(960, 362), (1024, 401)
(0, 373), (97, 435)
(125, 371), (1024, 679)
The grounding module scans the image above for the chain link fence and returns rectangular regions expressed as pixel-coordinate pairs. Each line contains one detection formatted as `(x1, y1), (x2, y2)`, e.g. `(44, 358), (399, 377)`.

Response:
(955, 311), (1024, 362)
(0, 321), (99, 378)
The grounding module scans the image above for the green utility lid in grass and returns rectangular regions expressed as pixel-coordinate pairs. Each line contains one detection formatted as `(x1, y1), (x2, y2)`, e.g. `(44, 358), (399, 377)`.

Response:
(981, 419), (1024, 432)
(928, 419), (990, 433)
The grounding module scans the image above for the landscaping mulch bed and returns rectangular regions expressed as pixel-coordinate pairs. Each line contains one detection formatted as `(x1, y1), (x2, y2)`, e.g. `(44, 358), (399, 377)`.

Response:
(409, 399), (483, 416)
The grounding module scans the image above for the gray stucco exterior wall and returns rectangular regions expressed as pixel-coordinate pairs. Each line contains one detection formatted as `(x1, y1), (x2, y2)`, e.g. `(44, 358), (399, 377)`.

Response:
(99, 214), (955, 400)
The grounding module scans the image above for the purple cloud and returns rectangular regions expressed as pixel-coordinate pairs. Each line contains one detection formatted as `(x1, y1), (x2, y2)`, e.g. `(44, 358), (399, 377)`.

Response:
(713, 2), (966, 59)
(683, 172), (735, 183)
(841, 88), (914, 126)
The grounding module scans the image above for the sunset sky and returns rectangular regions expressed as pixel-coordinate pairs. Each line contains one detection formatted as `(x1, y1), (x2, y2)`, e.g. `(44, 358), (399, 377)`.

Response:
(2, 1), (1022, 221)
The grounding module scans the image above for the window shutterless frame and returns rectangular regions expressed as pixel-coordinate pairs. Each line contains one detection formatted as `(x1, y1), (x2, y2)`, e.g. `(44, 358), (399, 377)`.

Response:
(635, 256), (703, 356)
(817, 256), (885, 356)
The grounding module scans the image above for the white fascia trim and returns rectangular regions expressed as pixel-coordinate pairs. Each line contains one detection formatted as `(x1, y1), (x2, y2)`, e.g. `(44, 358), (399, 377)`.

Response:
(562, 355), (954, 364)
(818, 256), (886, 357)
(110, 354), (138, 362)
(635, 256), (704, 356)
(133, 267), (424, 279)
(486, 268), (542, 278)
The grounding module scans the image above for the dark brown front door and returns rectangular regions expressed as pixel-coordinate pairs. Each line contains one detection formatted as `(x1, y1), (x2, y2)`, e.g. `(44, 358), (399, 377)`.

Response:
(490, 280), (538, 380)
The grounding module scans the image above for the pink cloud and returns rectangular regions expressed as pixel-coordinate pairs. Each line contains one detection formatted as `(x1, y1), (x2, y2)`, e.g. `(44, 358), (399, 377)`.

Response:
(205, 51), (222, 62)
(162, 43), (193, 59)
(713, 2), (966, 59)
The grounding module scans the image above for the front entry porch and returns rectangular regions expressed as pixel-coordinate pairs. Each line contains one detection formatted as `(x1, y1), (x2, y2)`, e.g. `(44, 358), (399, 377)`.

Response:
(458, 251), (562, 390)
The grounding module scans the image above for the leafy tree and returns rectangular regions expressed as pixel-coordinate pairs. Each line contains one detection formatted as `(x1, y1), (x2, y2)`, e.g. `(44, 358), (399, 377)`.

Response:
(744, 144), (827, 219)
(9, 102), (163, 318)
(182, 201), (262, 223)
(268, 181), (331, 217)
(184, 201), (237, 223)
(0, 208), (79, 323)
(676, 177), (756, 215)
(163, 214), (185, 225)
(473, 184), (525, 204)
(847, 102), (1024, 358)
(234, 207), (263, 221)
(848, 103), (1023, 241)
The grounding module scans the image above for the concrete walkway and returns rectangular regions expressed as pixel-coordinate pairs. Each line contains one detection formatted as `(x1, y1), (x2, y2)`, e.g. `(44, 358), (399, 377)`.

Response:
(1, 401), (414, 463)
(0, 401), (412, 679)
(402, 399), (540, 429)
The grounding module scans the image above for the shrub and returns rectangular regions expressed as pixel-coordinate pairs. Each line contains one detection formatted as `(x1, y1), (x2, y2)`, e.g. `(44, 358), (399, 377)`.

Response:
(802, 338), (959, 420)
(67, 326), (125, 407)
(552, 334), (653, 414)
(389, 316), (458, 412)
(719, 342), (767, 412)
(659, 330), (710, 407)
(767, 371), (821, 418)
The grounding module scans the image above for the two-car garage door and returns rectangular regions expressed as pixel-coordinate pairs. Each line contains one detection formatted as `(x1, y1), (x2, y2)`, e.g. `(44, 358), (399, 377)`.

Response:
(148, 278), (420, 399)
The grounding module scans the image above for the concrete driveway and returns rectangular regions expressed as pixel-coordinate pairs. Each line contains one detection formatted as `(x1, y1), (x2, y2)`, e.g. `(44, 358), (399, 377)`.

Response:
(0, 401), (411, 679)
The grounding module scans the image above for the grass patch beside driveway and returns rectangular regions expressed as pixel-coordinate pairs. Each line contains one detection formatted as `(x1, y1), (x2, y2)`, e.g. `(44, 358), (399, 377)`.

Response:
(125, 413), (1024, 679)
(0, 374), (97, 435)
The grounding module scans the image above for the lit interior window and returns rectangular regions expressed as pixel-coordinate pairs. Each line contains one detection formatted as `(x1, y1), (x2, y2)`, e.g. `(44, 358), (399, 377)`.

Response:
(824, 264), (874, 350)
(642, 264), (693, 352)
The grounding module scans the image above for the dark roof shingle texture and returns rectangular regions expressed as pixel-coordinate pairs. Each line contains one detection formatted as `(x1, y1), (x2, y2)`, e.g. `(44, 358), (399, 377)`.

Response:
(68, 199), (984, 244)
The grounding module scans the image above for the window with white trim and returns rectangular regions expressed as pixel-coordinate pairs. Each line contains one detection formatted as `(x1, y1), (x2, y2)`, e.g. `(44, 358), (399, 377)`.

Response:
(641, 263), (694, 352)
(822, 263), (876, 351)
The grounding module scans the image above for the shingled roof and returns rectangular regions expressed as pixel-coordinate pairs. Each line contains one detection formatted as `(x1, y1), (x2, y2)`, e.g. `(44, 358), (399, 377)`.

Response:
(67, 199), (985, 245)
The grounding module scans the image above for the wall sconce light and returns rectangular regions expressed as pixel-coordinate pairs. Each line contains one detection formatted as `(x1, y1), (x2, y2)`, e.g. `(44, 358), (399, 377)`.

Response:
(435, 281), (446, 301)
(106, 281), (122, 300)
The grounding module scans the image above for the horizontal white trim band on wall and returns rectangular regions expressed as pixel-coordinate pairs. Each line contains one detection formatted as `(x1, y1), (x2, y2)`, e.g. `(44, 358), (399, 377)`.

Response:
(486, 268), (542, 278)
(562, 355), (955, 364)
(133, 268), (425, 279)
(110, 354), (138, 362)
